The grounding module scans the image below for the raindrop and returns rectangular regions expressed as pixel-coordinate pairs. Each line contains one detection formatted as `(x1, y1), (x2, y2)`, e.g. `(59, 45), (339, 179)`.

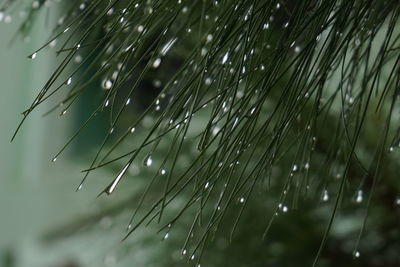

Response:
(292, 164), (298, 172)
(28, 53), (37, 59)
(49, 39), (57, 48)
(130, 127), (135, 133)
(394, 196), (400, 206)
(106, 162), (130, 195)
(152, 58), (161, 68)
(239, 197), (245, 203)
(282, 206), (288, 212)
(160, 169), (166, 175)
(354, 190), (363, 203)
(74, 55), (82, 63)
(353, 250), (360, 258)
(304, 162), (310, 170)
(204, 182), (210, 189)
(164, 232), (169, 239)
(212, 126), (220, 135)
(182, 249), (187, 255)
(102, 79), (113, 89)
(32, 1), (40, 8)
(125, 98), (131, 105)
(4, 15), (11, 24)
(51, 157), (57, 162)
(321, 189), (329, 202)
(144, 155), (153, 166)
(107, 8), (114, 15)
(66, 77), (72, 85)
(221, 52), (229, 64)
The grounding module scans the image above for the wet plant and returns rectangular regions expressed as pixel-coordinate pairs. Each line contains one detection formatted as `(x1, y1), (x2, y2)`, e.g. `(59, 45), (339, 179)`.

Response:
(3, 0), (400, 266)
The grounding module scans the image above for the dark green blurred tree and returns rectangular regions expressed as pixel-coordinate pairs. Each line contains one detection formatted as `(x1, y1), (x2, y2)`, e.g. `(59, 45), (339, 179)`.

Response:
(3, 0), (400, 266)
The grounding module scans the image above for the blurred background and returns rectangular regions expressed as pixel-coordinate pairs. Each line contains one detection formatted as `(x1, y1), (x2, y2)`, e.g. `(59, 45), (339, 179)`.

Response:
(1, 2), (400, 267)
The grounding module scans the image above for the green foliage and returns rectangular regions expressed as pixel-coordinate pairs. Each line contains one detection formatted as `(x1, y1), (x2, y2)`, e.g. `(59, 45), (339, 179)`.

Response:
(3, 0), (400, 265)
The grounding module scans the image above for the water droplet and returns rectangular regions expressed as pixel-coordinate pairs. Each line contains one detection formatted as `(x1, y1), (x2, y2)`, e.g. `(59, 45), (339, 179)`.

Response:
(51, 157), (57, 162)
(4, 15), (12, 24)
(49, 39), (57, 48)
(204, 182), (210, 189)
(164, 232), (169, 239)
(239, 197), (245, 203)
(160, 169), (166, 175)
(66, 77), (72, 85)
(321, 189), (329, 202)
(29, 53), (37, 59)
(212, 126), (220, 135)
(32, 1), (39, 8)
(102, 79), (113, 89)
(389, 146), (394, 152)
(221, 52), (229, 64)
(182, 249), (187, 255)
(125, 98), (131, 105)
(152, 58), (161, 68)
(394, 196), (400, 206)
(282, 206), (288, 212)
(292, 164), (298, 172)
(130, 127), (135, 133)
(74, 55), (82, 63)
(144, 155), (153, 166)
(354, 190), (363, 203)
(353, 250), (360, 258)
(106, 162), (130, 195)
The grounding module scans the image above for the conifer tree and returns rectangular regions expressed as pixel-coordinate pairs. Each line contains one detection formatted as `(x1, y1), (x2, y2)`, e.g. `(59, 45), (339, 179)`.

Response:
(3, 0), (400, 266)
